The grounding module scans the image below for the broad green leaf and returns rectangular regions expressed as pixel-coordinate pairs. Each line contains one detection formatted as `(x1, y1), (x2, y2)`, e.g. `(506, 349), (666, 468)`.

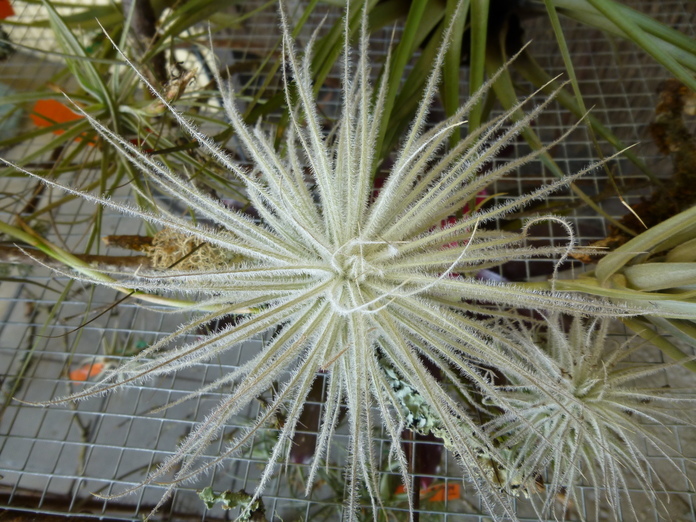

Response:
(381, 17), (443, 160)
(554, 0), (696, 57)
(667, 238), (696, 263)
(552, 276), (696, 304)
(42, 0), (115, 113)
(585, 0), (696, 91)
(468, 0), (489, 132)
(443, 0), (469, 148)
(373, 0), (432, 165)
(623, 317), (696, 371)
(596, 206), (696, 284)
(623, 263), (696, 292)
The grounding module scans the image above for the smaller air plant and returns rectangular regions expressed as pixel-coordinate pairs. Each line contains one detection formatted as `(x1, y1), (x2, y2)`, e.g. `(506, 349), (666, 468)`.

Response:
(483, 315), (695, 520)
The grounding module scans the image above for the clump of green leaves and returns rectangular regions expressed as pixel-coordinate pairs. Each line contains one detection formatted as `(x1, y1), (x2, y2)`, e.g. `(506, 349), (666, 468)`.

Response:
(556, 204), (696, 369)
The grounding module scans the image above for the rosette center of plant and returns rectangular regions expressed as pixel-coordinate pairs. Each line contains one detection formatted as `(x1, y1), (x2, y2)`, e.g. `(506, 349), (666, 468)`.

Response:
(331, 239), (389, 283)
(326, 238), (399, 314)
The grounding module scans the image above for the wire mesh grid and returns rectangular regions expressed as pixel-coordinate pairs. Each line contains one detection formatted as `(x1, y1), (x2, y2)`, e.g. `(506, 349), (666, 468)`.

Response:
(0, 0), (695, 520)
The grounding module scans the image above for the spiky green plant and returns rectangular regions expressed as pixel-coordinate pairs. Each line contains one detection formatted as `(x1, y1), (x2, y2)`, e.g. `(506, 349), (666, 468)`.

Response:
(484, 315), (694, 520)
(5, 1), (641, 520)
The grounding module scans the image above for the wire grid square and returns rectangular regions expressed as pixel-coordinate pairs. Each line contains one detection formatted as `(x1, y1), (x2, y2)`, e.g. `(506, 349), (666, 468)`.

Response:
(1, 0), (695, 520)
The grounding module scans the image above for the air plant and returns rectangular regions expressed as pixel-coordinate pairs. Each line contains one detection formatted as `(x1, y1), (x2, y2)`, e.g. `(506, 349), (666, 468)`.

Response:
(4, 0), (649, 520)
(483, 314), (695, 520)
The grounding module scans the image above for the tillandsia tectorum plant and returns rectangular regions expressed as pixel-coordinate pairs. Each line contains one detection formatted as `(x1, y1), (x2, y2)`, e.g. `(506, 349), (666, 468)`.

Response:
(483, 314), (695, 521)
(4, 0), (653, 520)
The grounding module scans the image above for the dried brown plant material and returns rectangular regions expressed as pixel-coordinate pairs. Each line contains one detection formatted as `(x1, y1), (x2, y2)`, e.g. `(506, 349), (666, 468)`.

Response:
(102, 234), (153, 251)
(143, 227), (237, 271)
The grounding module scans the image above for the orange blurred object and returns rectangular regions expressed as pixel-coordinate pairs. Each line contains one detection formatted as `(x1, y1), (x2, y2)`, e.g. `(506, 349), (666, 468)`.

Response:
(69, 361), (105, 381)
(31, 99), (83, 128)
(0, 0), (14, 19)
(394, 482), (460, 502)
(30, 99), (98, 146)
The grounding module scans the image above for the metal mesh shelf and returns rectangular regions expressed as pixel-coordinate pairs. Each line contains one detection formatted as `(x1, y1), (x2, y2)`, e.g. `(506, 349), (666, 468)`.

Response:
(1, 1), (695, 520)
